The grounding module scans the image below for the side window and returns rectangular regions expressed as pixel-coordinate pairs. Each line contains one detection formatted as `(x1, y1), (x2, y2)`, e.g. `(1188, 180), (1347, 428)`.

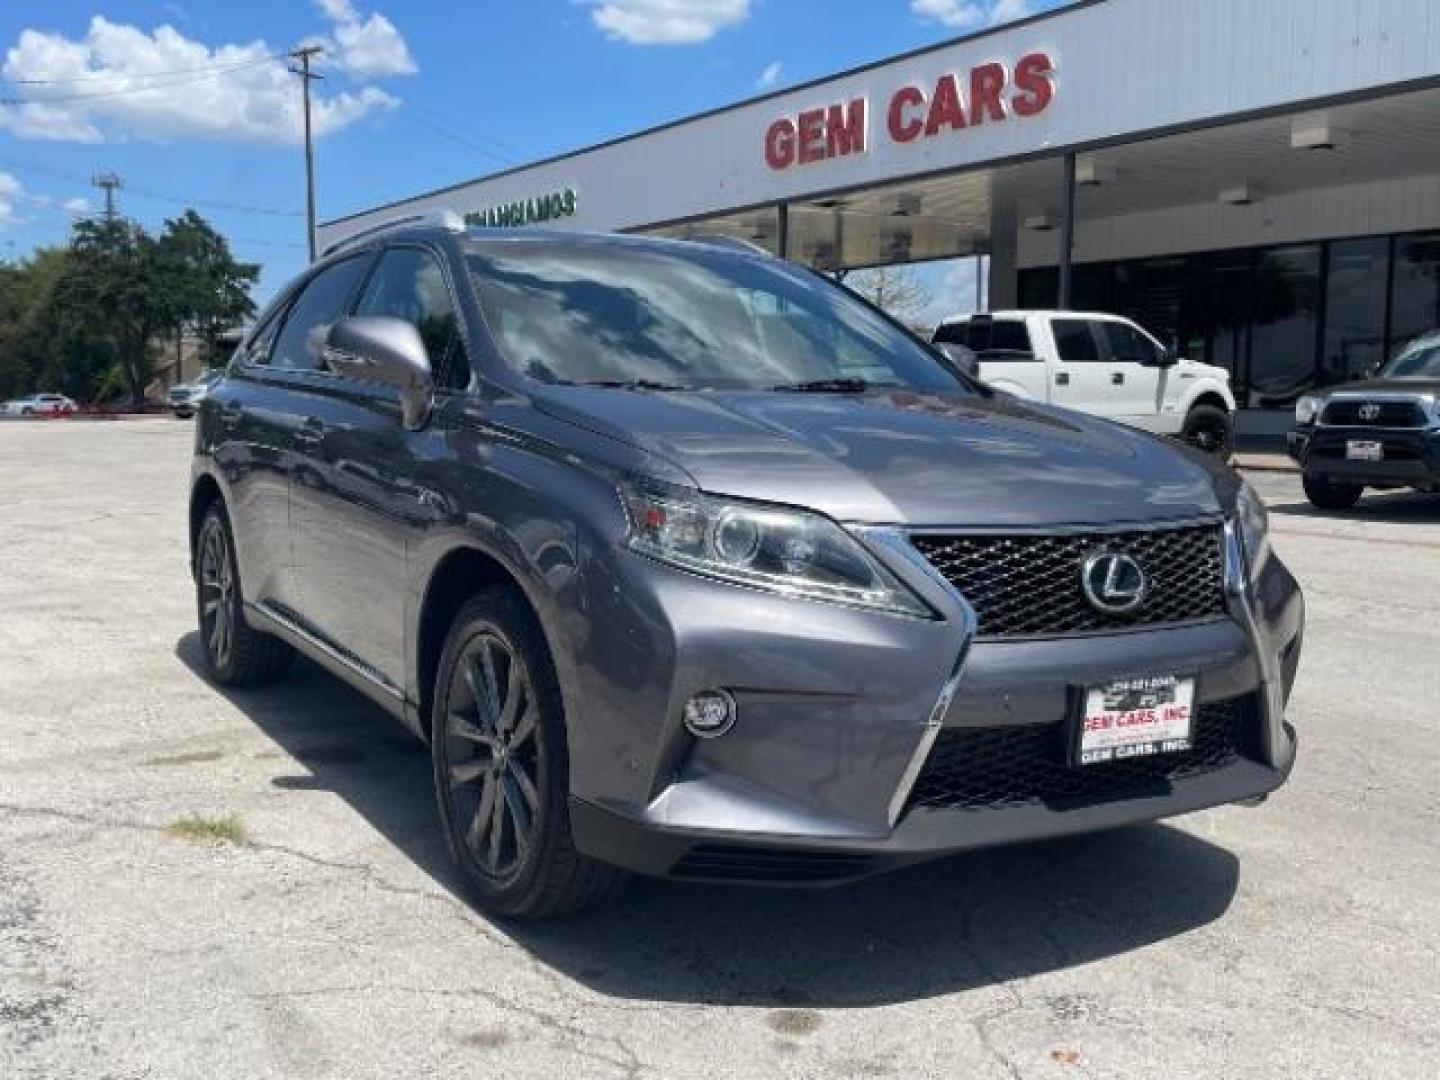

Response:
(1052, 319), (1104, 364)
(987, 319), (1035, 358)
(269, 256), (370, 371)
(242, 306), (287, 366)
(937, 319), (1035, 359)
(1104, 321), (1163, 365)
(355, 248), (470, 390)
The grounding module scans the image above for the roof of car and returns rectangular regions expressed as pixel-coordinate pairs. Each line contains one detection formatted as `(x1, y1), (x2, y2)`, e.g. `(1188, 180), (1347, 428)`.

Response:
(935, 310), (1133, 326)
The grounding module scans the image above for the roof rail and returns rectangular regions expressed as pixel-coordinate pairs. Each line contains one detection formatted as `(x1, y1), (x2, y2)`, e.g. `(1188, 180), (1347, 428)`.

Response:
(320, 208), (466, 258)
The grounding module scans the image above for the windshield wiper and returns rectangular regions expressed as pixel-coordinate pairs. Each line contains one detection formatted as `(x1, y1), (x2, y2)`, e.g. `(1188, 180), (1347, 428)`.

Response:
(771, 377), (873, 393)
(563, 379), (689, 391)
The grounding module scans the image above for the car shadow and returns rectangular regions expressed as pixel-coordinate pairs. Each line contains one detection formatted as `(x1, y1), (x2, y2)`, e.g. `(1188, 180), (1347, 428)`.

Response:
(1268, 488), (1439, 523)
(177, 632), (1241, 1008)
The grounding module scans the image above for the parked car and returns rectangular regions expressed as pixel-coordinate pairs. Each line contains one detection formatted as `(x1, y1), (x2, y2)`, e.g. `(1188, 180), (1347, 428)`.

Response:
(933, 311), (1237, 458)
(189, 221), (1302, 919)
(168, 369), (223, 418)
(2, 393), (76, 417)
(1289, 331), (1440, 508)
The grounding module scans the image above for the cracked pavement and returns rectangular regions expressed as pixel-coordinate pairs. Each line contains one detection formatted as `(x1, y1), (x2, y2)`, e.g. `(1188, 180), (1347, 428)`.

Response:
(1, 420), (1437, 1079)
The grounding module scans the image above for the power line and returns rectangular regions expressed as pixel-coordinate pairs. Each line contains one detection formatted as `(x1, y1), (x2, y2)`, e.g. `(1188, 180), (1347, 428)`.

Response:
(0, 54), (283, 106)
(0, 160), (303, 219)
(5, 52), (287, 86)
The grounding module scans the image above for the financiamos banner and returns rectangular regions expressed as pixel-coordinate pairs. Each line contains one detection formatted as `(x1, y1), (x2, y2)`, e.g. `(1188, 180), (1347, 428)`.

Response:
(764, 52), (1056, 171)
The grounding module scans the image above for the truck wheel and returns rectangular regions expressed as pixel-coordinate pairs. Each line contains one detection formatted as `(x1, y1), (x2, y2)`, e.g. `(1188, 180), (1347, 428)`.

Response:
(1182, 404), (1234, 459)
(431, 587), (626, 920)
(1303, 472), (1363, 511)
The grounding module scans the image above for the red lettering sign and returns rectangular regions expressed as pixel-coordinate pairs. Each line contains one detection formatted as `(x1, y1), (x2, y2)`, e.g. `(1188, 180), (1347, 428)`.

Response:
(765, 97), (870, 170)
(764, 118), (796, 170)
(1012, 52), (1055, 117)
(763, 52), (1055, 166)
(887, 85), (925, 143)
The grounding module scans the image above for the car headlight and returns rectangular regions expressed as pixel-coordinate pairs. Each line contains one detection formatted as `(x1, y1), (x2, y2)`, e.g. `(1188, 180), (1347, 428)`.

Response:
(1294, 394), (1322, 426)
(1235, 481), (1271, 577)
(622, 482), (931, 617)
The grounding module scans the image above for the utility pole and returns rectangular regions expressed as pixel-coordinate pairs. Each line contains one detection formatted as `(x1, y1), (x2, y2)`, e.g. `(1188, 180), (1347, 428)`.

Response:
(92, 171), (122, 222)
(288, 45), (324, 262)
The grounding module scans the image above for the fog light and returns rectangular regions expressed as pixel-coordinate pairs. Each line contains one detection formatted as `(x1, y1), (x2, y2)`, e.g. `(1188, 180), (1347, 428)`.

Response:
(682, 690), (736, 739)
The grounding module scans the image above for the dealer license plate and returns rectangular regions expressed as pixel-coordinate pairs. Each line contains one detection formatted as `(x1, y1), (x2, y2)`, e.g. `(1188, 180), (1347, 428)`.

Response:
(1077, 676), (1195, 766)
(1347, 440), (1383, 461)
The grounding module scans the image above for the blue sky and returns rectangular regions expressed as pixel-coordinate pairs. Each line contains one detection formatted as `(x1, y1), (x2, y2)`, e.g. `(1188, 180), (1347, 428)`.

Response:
(0, 0), (1067, 310)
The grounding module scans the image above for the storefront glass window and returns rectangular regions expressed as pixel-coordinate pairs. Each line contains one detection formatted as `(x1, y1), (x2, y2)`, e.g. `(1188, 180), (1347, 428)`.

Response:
(1245, 245), (1321, 408)
(1323, 238), (1389, 383)
(1389, 233), (1440, 356)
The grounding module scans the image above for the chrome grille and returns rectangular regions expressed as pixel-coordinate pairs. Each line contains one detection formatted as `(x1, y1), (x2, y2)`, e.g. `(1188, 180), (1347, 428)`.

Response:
(912, 524), (1226, 638)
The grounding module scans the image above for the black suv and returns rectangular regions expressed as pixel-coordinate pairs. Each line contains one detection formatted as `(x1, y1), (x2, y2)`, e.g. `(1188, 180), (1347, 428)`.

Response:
(191, 217), (1302, 919)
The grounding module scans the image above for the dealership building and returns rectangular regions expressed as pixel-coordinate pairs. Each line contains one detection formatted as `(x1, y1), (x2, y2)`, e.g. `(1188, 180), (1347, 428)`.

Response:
(318, 0), (1440, 415)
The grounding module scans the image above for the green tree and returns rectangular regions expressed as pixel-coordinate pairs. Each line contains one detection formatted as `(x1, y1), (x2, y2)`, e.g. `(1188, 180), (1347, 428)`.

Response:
(0, 248), (76, 399)
(156, 210), (260, 367)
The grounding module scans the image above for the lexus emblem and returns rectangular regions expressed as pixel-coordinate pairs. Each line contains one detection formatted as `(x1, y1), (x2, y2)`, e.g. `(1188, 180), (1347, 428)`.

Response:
(1081, 552), (1148, 616)
(1358, 402), (1381, 422)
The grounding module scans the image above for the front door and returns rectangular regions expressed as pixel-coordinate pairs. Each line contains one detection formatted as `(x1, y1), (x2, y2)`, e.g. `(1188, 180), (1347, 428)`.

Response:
(289, 244), (472, 692)
(1048, 318), (1117, 417)
(1100, 319), (1171, 433)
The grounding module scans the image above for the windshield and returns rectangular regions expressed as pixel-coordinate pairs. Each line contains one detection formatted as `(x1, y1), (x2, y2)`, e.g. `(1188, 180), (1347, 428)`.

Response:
(1382, 341), (1440, 378)
(464, 239), (968, 392)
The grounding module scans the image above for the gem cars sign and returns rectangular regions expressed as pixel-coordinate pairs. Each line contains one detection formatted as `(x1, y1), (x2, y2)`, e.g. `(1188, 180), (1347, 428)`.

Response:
(763, 52), (1055, 171)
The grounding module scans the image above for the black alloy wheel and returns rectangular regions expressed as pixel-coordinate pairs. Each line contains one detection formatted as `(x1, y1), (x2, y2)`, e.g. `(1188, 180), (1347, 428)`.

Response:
(431, 588), (624, 919)
(194, 505), (292, 685)
(198, 515), (237, 672)
(441, 628), (543, 884)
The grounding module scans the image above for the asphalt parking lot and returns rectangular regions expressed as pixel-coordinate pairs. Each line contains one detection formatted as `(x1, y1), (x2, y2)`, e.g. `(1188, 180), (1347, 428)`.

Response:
(2, 419), (1437, 1080)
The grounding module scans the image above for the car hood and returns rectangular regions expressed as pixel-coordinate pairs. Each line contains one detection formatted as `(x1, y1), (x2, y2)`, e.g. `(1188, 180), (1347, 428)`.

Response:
(1326, 377), (1440, 396)
(531, 386), (1225, 527)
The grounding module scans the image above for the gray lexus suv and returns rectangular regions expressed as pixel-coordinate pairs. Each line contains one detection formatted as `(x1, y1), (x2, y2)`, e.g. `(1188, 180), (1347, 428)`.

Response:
(189, 218), (1303, 919)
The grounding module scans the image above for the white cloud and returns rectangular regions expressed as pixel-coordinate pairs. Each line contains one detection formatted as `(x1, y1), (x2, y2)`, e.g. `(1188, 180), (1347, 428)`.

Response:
(62, 196), (91, 215)
(581, 0), (751, 45)
(0, 10), (410, 146)
(311, 0), (416, 77)
(0, 172), (21, 224)
(757, 60), (782, 88)
(910, 0), (1034, 29)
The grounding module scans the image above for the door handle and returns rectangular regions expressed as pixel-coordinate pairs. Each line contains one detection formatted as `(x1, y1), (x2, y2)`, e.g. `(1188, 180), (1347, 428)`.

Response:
(1111, 372), (1125, 385)
(296, 416), (326, 445)
(1055, 372), (1070, 386)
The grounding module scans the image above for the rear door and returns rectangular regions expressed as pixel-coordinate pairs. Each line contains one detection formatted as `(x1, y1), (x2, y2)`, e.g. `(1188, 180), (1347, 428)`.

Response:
(289, 244), (472, 690)
(1048, 318), (1118, 417)
(1100, 318), (1173, 432)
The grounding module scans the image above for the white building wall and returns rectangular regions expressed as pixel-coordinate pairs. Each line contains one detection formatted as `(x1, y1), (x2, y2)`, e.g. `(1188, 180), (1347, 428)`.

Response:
(1017, 172), (1440, 267)
(318, 0), (1440, 250)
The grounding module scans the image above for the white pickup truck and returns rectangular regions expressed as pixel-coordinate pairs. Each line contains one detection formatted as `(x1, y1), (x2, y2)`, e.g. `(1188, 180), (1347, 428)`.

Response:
(933, 311), (1236, 457)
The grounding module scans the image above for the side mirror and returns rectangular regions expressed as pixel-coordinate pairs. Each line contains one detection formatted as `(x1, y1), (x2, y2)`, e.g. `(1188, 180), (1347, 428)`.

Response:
(1154, 344), (1181, 368)
(935, 342), (980, 378)
(325, 317), (434, 430)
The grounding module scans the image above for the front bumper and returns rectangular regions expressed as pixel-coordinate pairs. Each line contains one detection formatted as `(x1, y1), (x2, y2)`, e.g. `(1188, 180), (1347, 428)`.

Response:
(562, 526), (1304, 884)
(1289, 425), (1440, 489)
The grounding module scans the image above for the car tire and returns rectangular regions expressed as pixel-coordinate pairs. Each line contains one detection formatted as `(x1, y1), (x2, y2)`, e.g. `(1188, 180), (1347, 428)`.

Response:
(20, 407), (32, 416)
(431, 587), (626, 920)
(1181, 404), (1234, 459)
(1302, 472), (1364, 510)
(195, 505), (294, 685)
